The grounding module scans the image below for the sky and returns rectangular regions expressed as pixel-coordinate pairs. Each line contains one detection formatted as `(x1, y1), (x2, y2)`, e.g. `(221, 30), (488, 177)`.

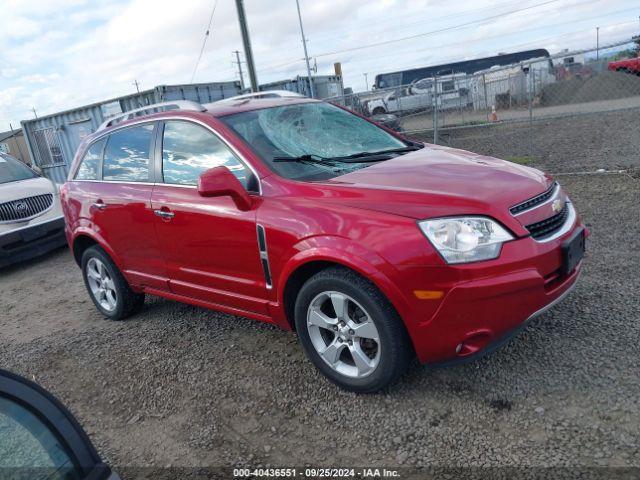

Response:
(0, 0), (638, 128)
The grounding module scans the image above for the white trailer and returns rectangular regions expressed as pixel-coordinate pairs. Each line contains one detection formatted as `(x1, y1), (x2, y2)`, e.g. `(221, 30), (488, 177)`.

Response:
(470, 57), (555, 110)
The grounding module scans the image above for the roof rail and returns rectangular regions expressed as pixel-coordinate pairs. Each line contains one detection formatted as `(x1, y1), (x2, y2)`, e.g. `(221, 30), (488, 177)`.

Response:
(97, 100), (206, 131)
(220, 90), (306, 102)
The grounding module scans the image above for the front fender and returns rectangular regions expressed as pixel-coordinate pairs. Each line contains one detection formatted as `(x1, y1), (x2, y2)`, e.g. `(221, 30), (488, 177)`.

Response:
(274, 235), (413, 329)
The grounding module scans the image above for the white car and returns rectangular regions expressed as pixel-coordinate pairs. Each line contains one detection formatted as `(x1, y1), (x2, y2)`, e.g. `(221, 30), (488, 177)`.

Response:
(367, 74), (470, 115)
(0, 153), (66, 268)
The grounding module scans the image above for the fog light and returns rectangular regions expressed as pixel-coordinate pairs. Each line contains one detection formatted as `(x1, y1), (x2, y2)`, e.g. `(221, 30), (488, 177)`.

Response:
(456, 331), (492, 357)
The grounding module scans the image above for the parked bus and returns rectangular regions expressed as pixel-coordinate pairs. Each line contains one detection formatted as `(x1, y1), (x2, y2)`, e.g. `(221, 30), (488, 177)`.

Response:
(374, 49), (551, 89)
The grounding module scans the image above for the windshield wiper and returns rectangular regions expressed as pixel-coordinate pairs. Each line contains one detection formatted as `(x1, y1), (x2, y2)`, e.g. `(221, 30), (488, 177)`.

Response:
(335, 145), (423, 162)
(273, 145), (423, 165)
(273, 154), (341, 164)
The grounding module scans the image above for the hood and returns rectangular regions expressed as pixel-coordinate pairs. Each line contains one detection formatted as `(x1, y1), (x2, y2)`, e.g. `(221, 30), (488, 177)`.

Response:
(321, 145), (553, 231)
(0, 177), (56, 203)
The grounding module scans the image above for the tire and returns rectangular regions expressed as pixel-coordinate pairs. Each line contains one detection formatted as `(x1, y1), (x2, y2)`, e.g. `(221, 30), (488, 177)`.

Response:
(294, 266), (413, 393)
(372, 107), (386, 115)
(81, 245), (145, 321)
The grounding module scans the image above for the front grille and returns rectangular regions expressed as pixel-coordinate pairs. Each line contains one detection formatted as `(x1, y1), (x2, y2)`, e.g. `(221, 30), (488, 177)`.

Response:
(510, 182), (558, 215)
(525, 203), (569, 240)
(0, 194), (53, 222)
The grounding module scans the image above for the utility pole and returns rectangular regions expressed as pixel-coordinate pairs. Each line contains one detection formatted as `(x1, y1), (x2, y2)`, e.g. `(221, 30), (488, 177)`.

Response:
(596, 27), (600, 60)
(363, 73), (369, 91)
(133, 79), (140, 93)
(8, 122), (26, 163)
(32, 108), (37, 119)
(233, 50), (246, 91)
(295, 0), (315, 98)
(234, 0), (258, 92)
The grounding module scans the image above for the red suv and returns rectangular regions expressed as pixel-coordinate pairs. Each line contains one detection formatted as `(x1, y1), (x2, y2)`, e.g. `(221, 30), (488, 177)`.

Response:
(61, 95), (586, 392)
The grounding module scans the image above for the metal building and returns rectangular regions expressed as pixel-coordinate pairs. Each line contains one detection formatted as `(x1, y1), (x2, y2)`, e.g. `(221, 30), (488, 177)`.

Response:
(21, 81), (241, 184)
(0, 128), (29, 164)
(259, 75), (344, 100)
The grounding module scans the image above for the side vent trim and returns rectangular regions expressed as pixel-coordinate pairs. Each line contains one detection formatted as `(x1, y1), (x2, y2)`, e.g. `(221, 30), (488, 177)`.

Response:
(256, 224), (272, 289)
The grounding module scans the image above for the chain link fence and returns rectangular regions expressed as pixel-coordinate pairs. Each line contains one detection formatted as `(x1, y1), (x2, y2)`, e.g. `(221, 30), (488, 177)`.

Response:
(328, 40), (640, 172)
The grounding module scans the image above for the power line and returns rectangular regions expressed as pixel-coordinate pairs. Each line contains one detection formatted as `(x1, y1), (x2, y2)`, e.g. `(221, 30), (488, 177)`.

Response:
(221, 0), (605, 79)
(313, 0), (567, 58)
(191, 0), (218, 83)
(250, 0), (579, 76)
(335, 6), (639, 71)
(303, 0), (537, 45)
(232, 0), (559, 77)
(481, 21), (638, 54)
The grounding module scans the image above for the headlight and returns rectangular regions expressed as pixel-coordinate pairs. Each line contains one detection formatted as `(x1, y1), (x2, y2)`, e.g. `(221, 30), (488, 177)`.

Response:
(418, 217), (513, 264)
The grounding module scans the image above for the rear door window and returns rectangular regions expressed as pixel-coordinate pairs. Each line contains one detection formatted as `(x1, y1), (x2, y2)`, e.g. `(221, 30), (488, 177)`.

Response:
(74, 139), (105, 180)
(102, 124), (153, 182)
(161, 121), (254, 190)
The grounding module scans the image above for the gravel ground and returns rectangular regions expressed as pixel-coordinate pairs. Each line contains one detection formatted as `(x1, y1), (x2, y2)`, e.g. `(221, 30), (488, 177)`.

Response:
(412, 108), (640, 173)
(0, 173), (638, 477)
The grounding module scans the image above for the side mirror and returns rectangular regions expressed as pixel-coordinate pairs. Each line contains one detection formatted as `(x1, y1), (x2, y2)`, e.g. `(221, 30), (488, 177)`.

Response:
(197, 166), (253, 211)
(31, 165), (43, 176)
(0, 369), (115, 479)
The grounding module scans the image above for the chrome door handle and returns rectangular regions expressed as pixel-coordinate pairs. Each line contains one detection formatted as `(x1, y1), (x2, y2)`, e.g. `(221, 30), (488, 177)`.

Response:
(92, 202), (107, 210)
(154, 209), (175, 219)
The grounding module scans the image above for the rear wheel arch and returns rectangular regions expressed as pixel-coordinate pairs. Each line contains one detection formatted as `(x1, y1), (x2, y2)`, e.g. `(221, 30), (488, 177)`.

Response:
(80, 244), (145, 321)
(71, 232), (122, 271)
(72, 235), (98, 266)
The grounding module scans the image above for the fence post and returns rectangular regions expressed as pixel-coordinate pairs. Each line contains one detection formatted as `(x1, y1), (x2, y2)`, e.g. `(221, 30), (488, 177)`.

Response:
(482, 73), (488, 119)
(433, 75), (439, 144)
(527, 67), (534, 159)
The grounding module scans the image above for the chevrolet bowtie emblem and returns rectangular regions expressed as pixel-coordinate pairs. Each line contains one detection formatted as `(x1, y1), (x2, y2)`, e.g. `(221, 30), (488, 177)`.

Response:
(552, 199), (564, 213)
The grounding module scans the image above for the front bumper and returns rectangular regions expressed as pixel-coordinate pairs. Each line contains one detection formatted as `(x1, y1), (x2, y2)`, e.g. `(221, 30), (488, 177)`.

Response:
(0, 216), (66, 268)
(428, 267), (581, 367)
(401, 221), (586, 364)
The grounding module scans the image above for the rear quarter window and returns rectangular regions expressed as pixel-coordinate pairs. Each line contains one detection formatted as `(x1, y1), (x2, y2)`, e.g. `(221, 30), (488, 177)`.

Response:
(102, 124), (153, 182)
(74, 139), (105, 180)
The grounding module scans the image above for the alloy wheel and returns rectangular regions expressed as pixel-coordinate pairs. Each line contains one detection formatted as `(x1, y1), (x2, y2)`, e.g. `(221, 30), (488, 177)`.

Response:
(86, 258), (117, 312)
(306, 291), (381, 378)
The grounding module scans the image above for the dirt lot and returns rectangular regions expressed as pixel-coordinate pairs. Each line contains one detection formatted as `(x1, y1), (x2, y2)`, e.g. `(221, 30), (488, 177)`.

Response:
(413, 108), (640, 173)
(0, 173), (638, 477)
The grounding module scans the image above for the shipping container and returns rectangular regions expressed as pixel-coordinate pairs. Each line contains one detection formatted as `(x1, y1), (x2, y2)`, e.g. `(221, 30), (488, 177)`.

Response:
(21, 81), (241, 184)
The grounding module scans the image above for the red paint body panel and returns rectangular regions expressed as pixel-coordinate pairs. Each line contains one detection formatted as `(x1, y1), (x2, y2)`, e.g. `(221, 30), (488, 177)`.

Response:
(608, 57), (640, 73)
(150, 184), (268, 315)
(62, 99), (587, 365)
